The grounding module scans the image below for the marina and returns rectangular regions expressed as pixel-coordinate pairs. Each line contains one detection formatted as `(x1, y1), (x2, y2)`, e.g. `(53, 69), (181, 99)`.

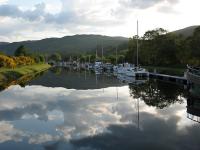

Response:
(51, 62), (192, 85)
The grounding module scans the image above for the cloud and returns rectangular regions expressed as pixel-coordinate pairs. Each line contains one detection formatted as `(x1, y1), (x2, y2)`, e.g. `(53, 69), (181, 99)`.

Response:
(0, 0), (124, 42)
(71, 115), (200, 150)
(119, 0), (179, 9)
(0, 3), (46, 21)
(157, 4), (179, 14)
(0, 0), (199, 42)
(0, 0), (127, 42)
(0, 0), (7, 4)
(0, 0), (121, 25)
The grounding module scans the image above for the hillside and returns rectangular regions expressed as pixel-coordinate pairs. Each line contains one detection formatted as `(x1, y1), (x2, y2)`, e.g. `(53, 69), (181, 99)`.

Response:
(0, 42), (9, 45)
(0, 35), (128, 55)
(172, 26), (199, 37)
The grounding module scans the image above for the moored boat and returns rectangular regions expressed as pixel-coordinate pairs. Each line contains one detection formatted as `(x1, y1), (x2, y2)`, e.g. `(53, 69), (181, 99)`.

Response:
(186, 65), (200, 85)
(126, 67), (149, 77)
(94, 61), (103, 71)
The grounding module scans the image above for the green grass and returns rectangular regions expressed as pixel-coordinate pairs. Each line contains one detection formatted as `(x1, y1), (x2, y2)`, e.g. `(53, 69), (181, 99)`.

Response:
(143, 66), (186, 76)
(0, 64), (51, 82)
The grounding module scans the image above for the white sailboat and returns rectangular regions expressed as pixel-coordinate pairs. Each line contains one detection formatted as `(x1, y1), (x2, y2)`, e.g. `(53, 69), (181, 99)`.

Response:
(117, 63), (133, 74)
(113, 46), (134, 74)
(94, 46), (103, 73)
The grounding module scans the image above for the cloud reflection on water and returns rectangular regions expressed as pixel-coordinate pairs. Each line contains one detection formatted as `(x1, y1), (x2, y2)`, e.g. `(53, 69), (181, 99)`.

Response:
(0, 84), (198, 150)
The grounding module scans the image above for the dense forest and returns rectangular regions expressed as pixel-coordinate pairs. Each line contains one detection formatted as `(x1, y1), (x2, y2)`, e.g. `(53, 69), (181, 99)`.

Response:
(126, 26), (200, 67)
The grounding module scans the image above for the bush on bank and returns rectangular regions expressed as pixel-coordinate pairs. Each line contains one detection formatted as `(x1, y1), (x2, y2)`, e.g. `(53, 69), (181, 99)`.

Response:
(0, 54), (35, 69)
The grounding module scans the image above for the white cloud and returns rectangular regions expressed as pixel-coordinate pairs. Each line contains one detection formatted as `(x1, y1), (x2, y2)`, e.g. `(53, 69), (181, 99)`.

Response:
(0, 0), (7, 4)
(0, 0), (199, 42)
(119, 0), (179, 9)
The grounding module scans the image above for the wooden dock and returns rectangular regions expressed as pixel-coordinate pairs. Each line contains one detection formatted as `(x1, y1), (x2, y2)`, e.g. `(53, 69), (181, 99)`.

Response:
(149, 72), (188, 85)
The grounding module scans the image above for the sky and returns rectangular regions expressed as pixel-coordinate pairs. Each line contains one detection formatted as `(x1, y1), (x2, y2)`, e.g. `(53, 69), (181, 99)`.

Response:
(0, 0), (199, 42)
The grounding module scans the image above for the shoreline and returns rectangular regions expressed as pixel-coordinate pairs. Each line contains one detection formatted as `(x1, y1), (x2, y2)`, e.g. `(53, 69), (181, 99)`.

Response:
(0, 64), (51, 85)
(143, 66), (186, 76)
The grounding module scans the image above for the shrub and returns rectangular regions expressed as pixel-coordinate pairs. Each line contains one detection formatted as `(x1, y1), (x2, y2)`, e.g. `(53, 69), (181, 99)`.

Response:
(0, 55), (16, 68)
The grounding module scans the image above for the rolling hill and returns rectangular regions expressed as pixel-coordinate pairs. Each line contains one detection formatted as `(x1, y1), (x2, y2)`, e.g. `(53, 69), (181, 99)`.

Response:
(172, 26), (199, 37)
(0, 34), (129, 55)
(1, 26), (199, 56)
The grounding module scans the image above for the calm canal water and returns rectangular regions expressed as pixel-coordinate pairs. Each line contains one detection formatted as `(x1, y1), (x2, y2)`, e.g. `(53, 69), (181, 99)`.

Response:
(0, 67), (199, 150)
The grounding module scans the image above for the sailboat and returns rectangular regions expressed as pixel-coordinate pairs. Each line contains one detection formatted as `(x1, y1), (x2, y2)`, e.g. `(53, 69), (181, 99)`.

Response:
(126, 20), (149, 77)
(94, 46), (103, 73)
(112, 46), (134, 74)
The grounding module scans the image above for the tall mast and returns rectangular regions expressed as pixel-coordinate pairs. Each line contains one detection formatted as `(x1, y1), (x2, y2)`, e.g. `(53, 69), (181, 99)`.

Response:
(101, 45), (104, 62)
(116, 46), (118, 64)
(136, 20), (139, 69)
(70, 56), (72, 62)
(96, 48), (98, 60)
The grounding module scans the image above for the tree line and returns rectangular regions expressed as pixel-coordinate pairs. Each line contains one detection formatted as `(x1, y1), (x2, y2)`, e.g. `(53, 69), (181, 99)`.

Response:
(0, 45), (46, 68)
(125, 27), (200, 67)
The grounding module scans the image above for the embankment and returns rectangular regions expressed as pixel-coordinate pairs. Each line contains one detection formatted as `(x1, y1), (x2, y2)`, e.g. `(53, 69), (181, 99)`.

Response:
(0, 64), (51, 86)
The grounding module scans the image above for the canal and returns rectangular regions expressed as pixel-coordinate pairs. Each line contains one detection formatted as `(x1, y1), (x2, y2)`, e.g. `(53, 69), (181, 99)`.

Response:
(0, 67), (199, 150)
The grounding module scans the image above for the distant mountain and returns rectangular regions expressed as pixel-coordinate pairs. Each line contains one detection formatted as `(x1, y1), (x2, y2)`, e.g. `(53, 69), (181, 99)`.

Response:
(0, 34), (128, 55)
(172, 26), (199, 37)
(0, 42), (9, 45)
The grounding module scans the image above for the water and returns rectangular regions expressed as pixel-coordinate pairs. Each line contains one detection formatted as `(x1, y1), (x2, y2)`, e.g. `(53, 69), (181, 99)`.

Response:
(0, 67), (199, 150)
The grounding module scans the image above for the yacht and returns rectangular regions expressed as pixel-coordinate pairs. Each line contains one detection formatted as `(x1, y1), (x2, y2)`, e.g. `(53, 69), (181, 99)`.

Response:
(94, 61), (103, 71)
(126, 67), (149, 77)
(103, 63), (113, 71)
(116, 63), (133, 74)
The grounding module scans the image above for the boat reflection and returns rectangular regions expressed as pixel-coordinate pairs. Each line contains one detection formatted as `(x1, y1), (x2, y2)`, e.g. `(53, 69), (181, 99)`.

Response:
(187, 97), (200, 123)
(187, 84), (200, 123)
(117, 74), (148, 84)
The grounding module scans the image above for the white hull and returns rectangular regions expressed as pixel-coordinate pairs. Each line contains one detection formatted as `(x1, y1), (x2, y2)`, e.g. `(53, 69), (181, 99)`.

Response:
(126, 68), (149, 77)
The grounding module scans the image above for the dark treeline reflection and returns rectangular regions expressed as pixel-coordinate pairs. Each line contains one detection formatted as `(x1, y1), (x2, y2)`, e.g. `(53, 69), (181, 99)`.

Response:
(0, 67), (125, 91)
(0, 71), (46, 91)
(129, 80), (188, 109)
(28, 67), (124, 90)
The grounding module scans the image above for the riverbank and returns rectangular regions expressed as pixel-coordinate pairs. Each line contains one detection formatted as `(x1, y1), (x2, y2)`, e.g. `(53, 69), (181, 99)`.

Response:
(144, 66), (186, 76)
(0, 63), (51, 83)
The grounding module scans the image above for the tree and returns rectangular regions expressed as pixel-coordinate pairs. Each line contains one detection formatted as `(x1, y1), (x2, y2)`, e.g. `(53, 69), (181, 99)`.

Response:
(34, 55), (46, 63)
(90, 55), (96, 63)
(118, 55), (125, 63)
(49, 53), (62, 62)
(190, 26), (200, 65)
(125, 36), (137, 64)
(14, 45), (28, 56)
(143, 28), (167, 40)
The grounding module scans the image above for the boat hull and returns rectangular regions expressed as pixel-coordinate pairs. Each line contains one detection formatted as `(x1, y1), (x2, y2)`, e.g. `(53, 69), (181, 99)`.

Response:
(186, 71), (200, 85)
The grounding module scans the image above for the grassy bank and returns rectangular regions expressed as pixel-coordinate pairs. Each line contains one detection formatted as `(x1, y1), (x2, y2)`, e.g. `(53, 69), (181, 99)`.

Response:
(144, 66), (186, 76)
(0, 63), (51, 82)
